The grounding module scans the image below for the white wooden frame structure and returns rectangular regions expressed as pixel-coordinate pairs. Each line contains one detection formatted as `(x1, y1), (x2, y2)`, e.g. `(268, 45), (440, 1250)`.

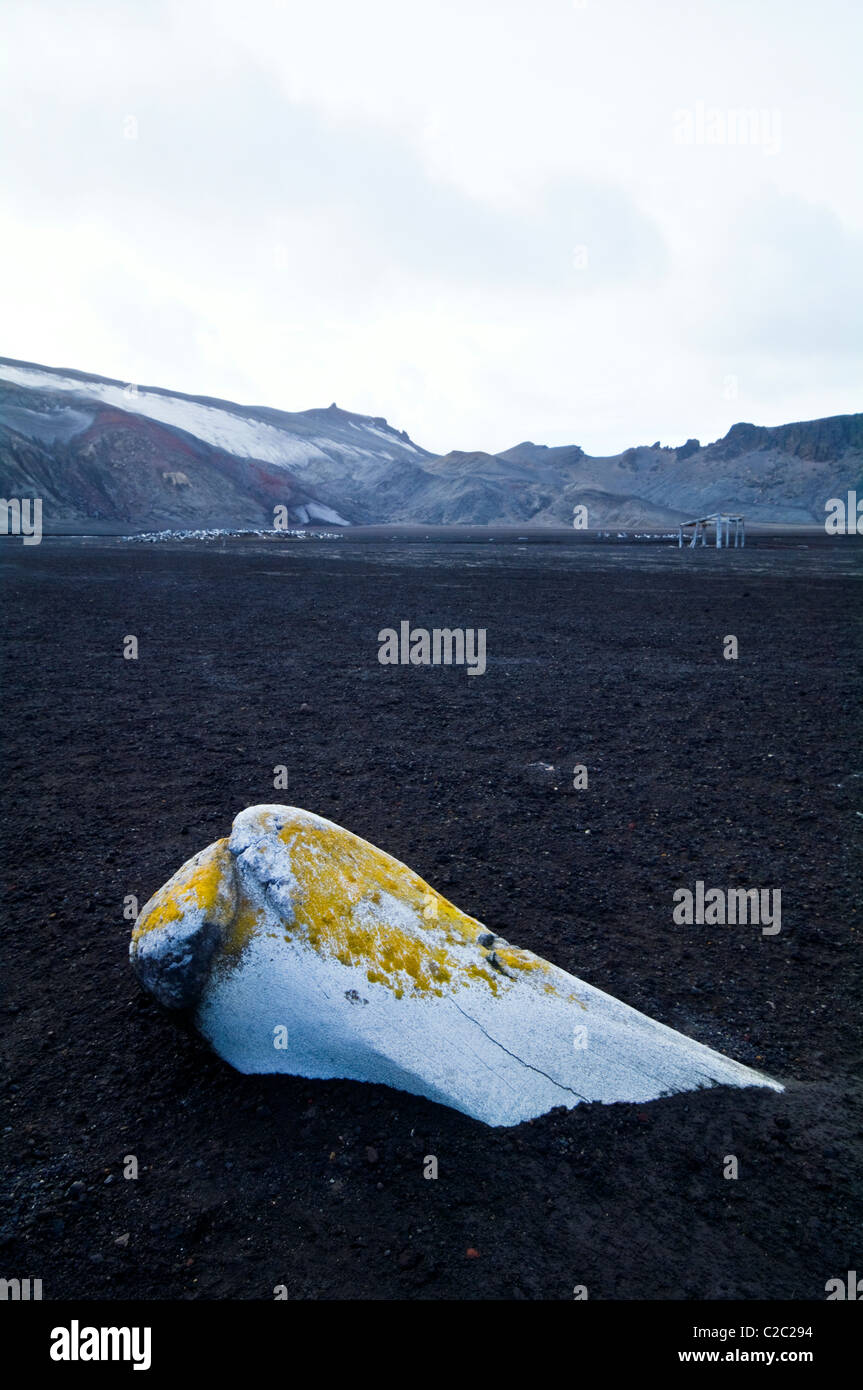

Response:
(678, 513), (744, 548)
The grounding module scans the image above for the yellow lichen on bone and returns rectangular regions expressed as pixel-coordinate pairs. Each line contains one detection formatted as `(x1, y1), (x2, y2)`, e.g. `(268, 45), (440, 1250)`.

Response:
(272, 817), (504, 998)
(493, 945), (545, 975)
(131, 839), (235, 943)
(222, 898), (264, 956)
(131, 807), (558, 1005)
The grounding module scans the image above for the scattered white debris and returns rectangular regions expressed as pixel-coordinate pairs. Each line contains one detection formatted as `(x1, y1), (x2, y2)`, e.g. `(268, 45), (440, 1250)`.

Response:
(126, 527), (343, 542)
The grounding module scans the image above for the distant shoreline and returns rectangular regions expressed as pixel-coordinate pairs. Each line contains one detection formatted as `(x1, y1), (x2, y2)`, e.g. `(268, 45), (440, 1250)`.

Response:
(10, 521), (855, 544)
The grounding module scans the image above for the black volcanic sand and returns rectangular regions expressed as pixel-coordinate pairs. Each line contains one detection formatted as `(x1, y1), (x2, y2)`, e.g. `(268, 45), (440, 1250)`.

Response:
(1, 535), (861, 1301)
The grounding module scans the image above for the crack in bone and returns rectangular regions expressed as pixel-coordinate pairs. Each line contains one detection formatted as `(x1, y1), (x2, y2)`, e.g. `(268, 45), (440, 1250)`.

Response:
(449, 998), (589, 1103)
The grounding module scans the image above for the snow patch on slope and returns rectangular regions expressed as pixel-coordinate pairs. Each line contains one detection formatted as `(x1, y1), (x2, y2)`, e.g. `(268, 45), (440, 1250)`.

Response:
(292, 501), (350, 525)
(0, 364), (331, 469)
(367, 424), (420, 454)
(0, 363), (425, 473)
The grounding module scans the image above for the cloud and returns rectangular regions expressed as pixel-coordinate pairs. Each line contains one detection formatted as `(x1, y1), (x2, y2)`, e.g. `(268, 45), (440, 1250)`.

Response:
(694, 191), (863, 357)
(0, 0), (860, 453)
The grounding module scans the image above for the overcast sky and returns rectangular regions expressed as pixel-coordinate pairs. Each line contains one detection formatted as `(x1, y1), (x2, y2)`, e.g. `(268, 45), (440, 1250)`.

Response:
(1, 0), (861, 455)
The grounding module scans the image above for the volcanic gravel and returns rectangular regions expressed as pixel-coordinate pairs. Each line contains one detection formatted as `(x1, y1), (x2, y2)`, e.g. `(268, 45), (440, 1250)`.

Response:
(1, 534), (861, 1300)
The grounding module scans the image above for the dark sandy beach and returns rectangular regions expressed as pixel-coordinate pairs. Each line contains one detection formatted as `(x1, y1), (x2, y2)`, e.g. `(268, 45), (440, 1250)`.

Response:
(1, 534), (861, 1300)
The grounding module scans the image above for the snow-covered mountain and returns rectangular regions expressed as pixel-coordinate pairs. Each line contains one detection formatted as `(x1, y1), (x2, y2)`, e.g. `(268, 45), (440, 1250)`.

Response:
(0, 357), (431, 531)
(0, 356), (860, 531)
